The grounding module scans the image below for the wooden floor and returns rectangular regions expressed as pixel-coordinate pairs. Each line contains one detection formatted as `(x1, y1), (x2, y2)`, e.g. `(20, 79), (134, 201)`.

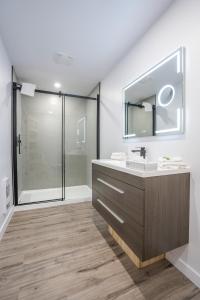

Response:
(0, 202), (199, 300)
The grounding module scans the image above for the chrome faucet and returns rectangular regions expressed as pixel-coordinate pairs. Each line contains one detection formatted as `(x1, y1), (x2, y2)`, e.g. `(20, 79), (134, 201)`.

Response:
(131, 147), (146, 159)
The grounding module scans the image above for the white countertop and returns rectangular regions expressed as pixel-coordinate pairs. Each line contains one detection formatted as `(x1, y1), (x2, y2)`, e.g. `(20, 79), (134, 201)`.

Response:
(92, 159), (190, 178)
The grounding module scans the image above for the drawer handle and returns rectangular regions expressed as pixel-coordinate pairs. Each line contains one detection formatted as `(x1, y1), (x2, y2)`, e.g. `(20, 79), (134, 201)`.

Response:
(97, 198), (124, 224)
(97, 178), (124, 194)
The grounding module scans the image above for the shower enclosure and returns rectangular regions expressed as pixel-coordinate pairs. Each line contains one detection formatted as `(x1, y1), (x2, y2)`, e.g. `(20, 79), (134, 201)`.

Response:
(12, 82), (100, 205)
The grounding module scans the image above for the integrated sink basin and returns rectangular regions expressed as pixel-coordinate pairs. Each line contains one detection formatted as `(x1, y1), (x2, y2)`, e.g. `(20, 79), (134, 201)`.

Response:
(126, 160), (157, 171)
(93, 159), (157, 171)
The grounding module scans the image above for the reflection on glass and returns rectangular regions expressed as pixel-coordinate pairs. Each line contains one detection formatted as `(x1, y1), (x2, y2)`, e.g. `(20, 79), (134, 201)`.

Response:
(65, 98), (97, 189)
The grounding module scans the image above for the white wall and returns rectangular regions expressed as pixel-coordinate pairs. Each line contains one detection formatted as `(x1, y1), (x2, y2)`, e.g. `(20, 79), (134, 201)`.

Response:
(0, 35), (13, 229)
(101, 0), (200, 287)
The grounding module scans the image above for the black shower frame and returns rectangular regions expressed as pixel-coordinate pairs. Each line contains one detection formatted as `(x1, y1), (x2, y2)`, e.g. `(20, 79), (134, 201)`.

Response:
(12, 80), (100, 206)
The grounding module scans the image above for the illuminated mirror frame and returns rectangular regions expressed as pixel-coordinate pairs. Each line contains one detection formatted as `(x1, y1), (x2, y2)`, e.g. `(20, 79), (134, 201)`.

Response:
(122, 47), (185, 139)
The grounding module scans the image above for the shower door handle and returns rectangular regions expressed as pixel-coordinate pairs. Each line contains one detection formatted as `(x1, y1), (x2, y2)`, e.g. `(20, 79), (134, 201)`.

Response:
(17, 134), (22, 154)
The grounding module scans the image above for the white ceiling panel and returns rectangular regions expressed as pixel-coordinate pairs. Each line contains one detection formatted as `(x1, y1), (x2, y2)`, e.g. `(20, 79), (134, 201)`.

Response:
(0, 0), (174, 94)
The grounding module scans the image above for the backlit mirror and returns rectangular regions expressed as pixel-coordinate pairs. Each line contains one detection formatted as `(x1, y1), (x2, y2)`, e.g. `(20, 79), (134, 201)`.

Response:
(123, 47), (185, 138)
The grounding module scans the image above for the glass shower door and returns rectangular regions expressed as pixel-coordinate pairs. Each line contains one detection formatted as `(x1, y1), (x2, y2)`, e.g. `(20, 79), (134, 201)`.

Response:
(16, 92), (63, 204)
(64, 97), (97, 201)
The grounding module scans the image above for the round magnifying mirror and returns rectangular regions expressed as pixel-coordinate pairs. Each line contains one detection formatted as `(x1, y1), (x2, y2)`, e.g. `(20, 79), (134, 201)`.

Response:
(158, 84), (175, 107)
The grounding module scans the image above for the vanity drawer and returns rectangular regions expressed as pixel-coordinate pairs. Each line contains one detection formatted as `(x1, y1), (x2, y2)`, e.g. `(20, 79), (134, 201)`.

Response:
(92, 190), (144, 258)
(92, 169), (144, 226)
(93, 163), (145, 190)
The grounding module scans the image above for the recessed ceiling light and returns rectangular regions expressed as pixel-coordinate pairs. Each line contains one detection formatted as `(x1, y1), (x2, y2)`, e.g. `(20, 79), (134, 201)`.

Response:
(54, 82), (61, 89)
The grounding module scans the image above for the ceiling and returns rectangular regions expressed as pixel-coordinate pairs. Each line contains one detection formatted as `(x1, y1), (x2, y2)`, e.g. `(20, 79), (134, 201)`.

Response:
(0, 0), (174, 95)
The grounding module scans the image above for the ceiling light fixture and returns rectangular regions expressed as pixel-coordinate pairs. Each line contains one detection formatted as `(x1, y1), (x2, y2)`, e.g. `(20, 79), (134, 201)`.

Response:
(53, 52), (73, 66)
(54, 82), (61, 89)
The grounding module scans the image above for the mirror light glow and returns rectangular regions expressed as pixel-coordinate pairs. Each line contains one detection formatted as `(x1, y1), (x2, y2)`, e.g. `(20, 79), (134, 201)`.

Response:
(158, 84), (175, 107)
(124, 48), (183, 93)
(155, 108), (181, 134)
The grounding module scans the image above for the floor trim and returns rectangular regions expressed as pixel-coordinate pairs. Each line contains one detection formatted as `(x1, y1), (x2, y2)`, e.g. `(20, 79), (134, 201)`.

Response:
(15, 197), (91, 211)
(167, 253), (200, 288)
(0, 206), (14, 240)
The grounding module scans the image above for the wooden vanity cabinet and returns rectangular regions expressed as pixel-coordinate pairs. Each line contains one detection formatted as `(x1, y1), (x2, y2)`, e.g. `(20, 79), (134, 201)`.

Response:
(92, 163), (190, 264)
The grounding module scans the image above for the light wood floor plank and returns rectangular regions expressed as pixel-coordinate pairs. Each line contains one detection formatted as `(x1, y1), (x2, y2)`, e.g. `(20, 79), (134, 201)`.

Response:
(0, 202), (199, 300)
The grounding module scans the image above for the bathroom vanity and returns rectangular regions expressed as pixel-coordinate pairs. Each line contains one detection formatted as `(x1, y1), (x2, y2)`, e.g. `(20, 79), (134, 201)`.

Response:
(92, 159), (190, 268)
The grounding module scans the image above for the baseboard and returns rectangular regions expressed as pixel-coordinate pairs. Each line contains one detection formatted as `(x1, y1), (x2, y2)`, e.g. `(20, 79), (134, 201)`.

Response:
(15, 197), (91, 211)
(167, 253), (200, 288)
(0, 206), (14, 240)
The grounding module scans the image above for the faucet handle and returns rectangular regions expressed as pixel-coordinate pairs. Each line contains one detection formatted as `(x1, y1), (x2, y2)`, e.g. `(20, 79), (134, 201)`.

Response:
(141, 147), (146, 159)
(132, 146), (141, 150)
(131, 146), (145, 150)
